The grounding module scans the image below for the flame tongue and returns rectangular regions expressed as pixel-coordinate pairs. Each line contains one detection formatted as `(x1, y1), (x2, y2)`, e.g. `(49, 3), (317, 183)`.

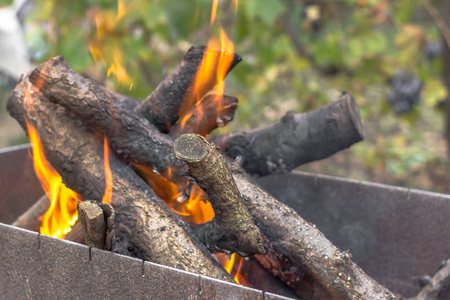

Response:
(27, 122), (79, 238)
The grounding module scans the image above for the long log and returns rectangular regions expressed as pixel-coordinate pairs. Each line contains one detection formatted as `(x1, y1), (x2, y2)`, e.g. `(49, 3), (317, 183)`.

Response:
(211, 92), (364, 176)
(136, 46), (242, 133)
(7, 77), (233, 282)
(231, 167), (396, 299)
(23, 57), (395, 298)
(11, 194), (49, 232)
(174, 134), (264, 256)
(28, 56), (184, 181)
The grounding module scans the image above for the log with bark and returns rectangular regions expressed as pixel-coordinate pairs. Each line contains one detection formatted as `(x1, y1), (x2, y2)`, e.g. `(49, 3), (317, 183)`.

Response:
(8, 55), (396, 299)
(12, 194), (49, 232)
(136, 46), (242, 133)
(174, 134), (264, 256)
(7, 76), (233, 282)
(211, 92), (364, 176)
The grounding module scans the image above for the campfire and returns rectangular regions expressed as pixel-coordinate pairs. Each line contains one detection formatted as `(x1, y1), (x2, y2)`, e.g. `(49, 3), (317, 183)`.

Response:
(5, 3), (450, 299)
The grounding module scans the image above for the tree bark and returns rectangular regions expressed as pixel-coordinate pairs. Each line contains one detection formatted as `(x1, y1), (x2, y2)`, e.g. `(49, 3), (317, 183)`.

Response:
(231, 167), (396, 299)
(28, 56), (184, 181)
(169, 94), (238, 138)
(211, 92), (364, 176)
(7, 76), (233, 282)
(174, 134), (264, 256)
(14, 57), (394, 299)
(136, 46), (242, 133)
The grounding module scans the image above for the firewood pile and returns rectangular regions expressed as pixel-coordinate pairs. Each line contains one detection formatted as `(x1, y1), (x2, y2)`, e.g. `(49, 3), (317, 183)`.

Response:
(7, 46), (409, 299)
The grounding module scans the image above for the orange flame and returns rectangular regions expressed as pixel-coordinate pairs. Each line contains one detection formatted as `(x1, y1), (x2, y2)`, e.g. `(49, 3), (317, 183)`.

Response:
(135, 164), (249, 283)
(134, 165), (215, 224)
(179, 28), (234, 132)
(26, 122), (80, 238)
(89, 0), (132, 89)
(102, 136), (113, 204)
(210, 0), (218, 25)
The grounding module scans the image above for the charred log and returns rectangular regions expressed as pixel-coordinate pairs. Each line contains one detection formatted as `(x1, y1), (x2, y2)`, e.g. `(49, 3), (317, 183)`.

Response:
(7, 77), (233, 282)
(211, 92), (364, 176)
(11, 194), (49, 232)
(169, 94), (238, 137)
(136, 46), (242, 133)
(174, 134), (264, 256)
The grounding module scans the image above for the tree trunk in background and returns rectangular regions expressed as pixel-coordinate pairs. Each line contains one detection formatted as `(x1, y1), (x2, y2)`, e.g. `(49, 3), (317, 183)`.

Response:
(442, 0), (450, 159)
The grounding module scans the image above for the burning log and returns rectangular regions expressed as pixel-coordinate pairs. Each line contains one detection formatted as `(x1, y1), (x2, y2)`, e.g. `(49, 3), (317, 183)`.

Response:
(28, 56), (183, 179)
(7, 77), (234, 282)
(169, 94), (238, 137)
(136, 46), (242, 133)
(77, 201), (115, 250)
(10, 56), (395, 298)
(211, 92), (364, 176)
(174, 134), (264, 256)
(11, 194), (49, 232)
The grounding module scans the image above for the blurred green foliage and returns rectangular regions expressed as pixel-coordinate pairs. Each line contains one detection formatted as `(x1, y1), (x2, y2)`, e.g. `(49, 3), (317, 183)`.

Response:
(24, 0), (449, 192)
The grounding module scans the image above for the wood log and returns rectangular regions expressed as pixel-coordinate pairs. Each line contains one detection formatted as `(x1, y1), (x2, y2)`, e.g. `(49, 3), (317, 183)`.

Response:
(211, 92), (365, 176)
(28, 56), (184, 181)
(20, 57), (395, 298)
(136, 46), (242, 132)
(11, 194), (49, 232)
(231, 167), (396, 299)
(174, 134), (264, 256)
(169, 94), (238, 137)
(7, 76), (233, 282)
(78, 201), (115, 250)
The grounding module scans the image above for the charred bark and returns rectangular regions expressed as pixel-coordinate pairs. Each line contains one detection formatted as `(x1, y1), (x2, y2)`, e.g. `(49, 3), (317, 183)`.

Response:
(7, 77), (233, 282)
(136, 46), (242, 133)
(11, 194), (49, 232)
(169, 94), (238, 138)
(174, 134), (264, 256)
(211, 92), (364, 176)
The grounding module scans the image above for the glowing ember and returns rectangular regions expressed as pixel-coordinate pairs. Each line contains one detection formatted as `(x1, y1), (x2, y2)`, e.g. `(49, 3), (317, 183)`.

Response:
(26, 122), (79, 238)
(134, 165), (215, 224)
(102, 136), (113, 204)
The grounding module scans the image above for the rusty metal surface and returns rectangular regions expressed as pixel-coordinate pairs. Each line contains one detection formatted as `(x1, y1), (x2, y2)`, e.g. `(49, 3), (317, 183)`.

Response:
(0, 144), (43, 225)
(257, 172), (450, 298)
(0, 223), (280, 300)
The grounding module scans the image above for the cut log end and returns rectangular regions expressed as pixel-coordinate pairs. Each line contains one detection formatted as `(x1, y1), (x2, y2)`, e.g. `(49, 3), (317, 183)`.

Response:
(174, 134), (264, 256)
(342, 91), (365, 141)
(174, 134), (211, 163)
